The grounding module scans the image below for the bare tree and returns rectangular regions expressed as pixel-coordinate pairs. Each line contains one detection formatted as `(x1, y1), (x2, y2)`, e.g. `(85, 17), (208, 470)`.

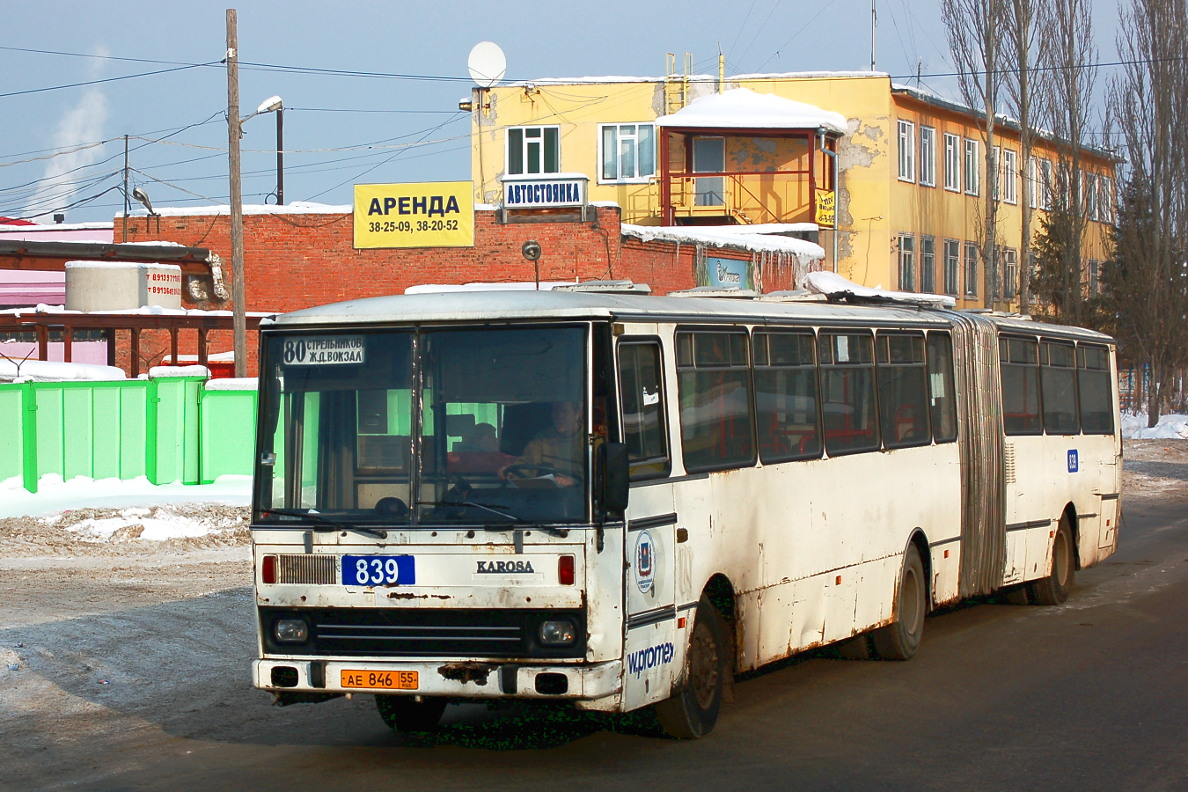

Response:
(1030, 0), (1098, 327)
(1104, 0), (1188, 425)
(942, 0), (1007, 306)
(1001, 0), (1045, 313)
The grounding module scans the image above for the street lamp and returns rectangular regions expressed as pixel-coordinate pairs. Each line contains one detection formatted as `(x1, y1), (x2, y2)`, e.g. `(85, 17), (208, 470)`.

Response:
(246, 95), (284, 205)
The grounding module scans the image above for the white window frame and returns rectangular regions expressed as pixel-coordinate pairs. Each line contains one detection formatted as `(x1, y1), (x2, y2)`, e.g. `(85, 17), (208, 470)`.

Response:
(505, 125), (560, 176)
(1085, 172), (1100, 221)
(944, 239), (961, 295)
(898, 233), (916, 290)
(1038, 158), (1053, 210)
(1003, 247), (1018, 300)
(920, 235), (936, 293)
(964, 241), (979, 296)
(598, 123), (656, 184)
(919, 126), (936, 187)
(944, 133), (961, 192)
(964, 139), (980, 195)
(1099, 176), (1114, 223)
(1001, 148), (1017, 204)
(1088, 258), (1100, 297)
(898, 120), (916, 183)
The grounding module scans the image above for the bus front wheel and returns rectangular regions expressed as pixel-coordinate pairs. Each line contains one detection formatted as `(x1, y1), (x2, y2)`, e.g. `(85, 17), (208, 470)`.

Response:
(872, 545), (926, 661)
(655, 596), (728, 739)
(376, 695), (447, 733)
(1028, 516), (1075, 606)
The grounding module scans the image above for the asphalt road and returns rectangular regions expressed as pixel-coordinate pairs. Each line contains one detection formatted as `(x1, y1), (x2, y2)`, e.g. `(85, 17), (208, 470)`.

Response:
(6, 450), (1186, 792)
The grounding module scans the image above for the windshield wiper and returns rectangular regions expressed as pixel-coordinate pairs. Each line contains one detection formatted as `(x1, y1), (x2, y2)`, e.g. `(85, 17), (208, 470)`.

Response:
(261, 508), (388, 538)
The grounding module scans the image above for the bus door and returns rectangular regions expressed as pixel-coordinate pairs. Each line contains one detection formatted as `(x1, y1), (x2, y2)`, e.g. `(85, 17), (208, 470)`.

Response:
(617, 338), (680, 710)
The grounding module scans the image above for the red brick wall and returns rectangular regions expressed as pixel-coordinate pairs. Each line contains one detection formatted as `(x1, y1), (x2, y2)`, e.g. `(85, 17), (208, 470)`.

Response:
(112, 206), (809, 373)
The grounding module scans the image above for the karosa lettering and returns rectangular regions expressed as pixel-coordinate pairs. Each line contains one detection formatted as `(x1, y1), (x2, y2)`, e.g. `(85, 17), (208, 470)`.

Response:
(367, 195), (461, 217)
(476, 560), (536, 574)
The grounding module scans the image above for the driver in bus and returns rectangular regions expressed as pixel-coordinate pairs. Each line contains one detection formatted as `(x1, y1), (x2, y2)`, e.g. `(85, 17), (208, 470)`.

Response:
(501, 401), (584, 487)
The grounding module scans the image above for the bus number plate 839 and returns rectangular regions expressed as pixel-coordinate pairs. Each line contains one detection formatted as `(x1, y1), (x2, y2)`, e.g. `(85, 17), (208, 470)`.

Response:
(341, 670), (419, 690)
(342, 554), (415, 586)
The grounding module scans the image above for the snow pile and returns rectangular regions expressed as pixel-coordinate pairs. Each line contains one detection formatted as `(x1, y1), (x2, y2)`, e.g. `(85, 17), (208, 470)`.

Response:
(64, 504), (244, 542)
(1121, 413), (1188, 439)
(1, 474), (251, 524)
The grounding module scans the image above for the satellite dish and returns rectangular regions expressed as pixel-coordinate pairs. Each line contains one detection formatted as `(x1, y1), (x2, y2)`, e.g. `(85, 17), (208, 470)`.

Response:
(468, 41), (506, 88)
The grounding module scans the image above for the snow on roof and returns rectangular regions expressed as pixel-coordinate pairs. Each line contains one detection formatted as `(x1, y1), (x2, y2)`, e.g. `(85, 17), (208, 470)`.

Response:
(130, 201), (350, 218)
(804, 270), (956, 307)
(622, 223), (825, 259)
(0, 359), (126, 383)
(0, 304), (271, 318)
(656, 87), (847, 134)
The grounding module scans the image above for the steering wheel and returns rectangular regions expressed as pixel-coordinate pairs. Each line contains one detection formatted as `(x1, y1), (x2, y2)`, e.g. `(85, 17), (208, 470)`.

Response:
(502, 463), (582, 486)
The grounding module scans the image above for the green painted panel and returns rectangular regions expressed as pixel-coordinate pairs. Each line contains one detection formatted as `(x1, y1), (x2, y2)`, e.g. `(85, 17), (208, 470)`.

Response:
(0, 385), (25, 485)
(199, 388), (258, 483)
(33, 386), (64, 481)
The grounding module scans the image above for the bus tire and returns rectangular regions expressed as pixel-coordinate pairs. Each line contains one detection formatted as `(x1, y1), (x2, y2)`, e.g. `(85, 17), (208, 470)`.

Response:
(1028, 516), (1075, 606)
(375, 695), (447, 732)
(655, 596), (728, 739)
(871, 545), (926, 661)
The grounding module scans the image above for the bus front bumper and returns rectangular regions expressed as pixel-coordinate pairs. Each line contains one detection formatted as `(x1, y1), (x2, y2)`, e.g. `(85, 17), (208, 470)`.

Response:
(253, 658), (623, 702)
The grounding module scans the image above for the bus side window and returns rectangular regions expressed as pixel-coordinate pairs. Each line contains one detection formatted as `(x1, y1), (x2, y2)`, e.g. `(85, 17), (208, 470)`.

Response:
(754, 330), (821, 462)
(1041, 340), (1079, 434)
(1001, 337), (1042, 435)
(877, 332), (930, 449)
(1078, 344), (1115, 434)
(618, 341), (671, 479)
(818, 331), (879, 456)
(676, 329), (756, 472)
(926, 332), (958, 443)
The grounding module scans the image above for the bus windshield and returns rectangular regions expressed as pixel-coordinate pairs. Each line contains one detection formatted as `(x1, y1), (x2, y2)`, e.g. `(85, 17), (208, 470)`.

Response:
(254, 324), (589, 527)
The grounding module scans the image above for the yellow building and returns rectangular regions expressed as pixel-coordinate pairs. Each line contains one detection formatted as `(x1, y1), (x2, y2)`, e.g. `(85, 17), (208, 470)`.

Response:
(466, 70), (1115, 310)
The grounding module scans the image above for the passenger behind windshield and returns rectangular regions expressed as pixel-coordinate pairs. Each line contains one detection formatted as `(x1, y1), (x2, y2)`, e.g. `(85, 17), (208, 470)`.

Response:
(502, 401), (584, 487)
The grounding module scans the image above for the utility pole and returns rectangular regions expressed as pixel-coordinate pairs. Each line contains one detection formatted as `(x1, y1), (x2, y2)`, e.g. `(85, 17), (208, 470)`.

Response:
(122, 135), (130, 243)
(226, 9), (247, 378)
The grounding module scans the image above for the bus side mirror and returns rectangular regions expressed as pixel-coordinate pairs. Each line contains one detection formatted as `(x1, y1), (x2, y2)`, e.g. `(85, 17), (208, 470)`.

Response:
(598, 442), (630, 515)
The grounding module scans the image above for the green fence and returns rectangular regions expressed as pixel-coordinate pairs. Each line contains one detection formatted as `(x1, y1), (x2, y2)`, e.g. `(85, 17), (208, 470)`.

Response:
(0, 376), (257, 493)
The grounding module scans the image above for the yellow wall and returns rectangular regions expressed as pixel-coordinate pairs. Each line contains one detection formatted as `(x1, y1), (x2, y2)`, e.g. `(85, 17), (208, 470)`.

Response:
(467, 74), (1115, 310)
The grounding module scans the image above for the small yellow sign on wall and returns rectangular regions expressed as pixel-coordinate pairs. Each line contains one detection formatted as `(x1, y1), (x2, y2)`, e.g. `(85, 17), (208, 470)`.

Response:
(353, 181), (474, 249)
(814, 189), (836, 227)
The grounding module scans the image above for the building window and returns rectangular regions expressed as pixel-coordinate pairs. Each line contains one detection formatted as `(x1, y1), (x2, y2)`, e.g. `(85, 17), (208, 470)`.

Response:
(506, 126), (560, 176)
(921, 235), (936, 293)
(1085, 172), (1100, 221)
(919, 126), (936, 186)
(1002, 148), (1017, 204)
(944, 133), (961, 192)
(964, 242), (979, 296)
(1099, 176), (1114, 222)
(600, 123), (655, 182)
(944, 239), (960, 295)
(1003, 248), (1018, 300)
(898, 120), (916, 182)
(964, 138), (980, 195)
(1088, 259), (1100, 297)
(898, 233), (916, 291)
(1038, 158), (1053, 210)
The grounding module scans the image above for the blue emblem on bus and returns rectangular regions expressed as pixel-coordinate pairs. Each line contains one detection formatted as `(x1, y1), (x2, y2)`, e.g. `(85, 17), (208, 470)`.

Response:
(635, 531), (654, 593)
(1067, 450), (1079, 473)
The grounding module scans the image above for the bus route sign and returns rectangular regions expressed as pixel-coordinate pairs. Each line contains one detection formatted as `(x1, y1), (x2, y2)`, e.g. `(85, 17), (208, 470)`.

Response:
(353, 181), (475, 249)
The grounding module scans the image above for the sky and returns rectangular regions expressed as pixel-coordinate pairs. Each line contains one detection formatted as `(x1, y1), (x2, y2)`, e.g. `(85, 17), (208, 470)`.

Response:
(1, 0), (1126, 225)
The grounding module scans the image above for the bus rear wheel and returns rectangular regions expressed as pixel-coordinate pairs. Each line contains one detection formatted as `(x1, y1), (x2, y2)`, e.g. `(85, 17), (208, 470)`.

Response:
(376, 695), (447, 733)
(655, 596), (728, 739)
(871, 545), (926, 661)
(1028, 516), (1075, 606)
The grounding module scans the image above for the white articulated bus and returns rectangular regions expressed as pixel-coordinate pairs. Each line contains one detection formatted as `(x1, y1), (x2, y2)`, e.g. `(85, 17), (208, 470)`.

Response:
(250, 282), (1121, 738)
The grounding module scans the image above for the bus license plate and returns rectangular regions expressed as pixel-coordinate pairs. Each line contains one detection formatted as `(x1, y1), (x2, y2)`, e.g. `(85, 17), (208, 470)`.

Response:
(341, 670), (419, 690)
(342, 554), (415, 586)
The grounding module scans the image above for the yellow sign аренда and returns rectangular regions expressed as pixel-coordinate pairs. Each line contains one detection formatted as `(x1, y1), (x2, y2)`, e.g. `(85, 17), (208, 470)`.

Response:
(814, 189), (836, 228)
(353, 181), (475, 249)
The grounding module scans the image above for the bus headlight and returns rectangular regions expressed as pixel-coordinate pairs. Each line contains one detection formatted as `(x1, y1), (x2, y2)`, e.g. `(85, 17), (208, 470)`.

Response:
(274, 618), (309, 644)
(538, 619), (577, 646)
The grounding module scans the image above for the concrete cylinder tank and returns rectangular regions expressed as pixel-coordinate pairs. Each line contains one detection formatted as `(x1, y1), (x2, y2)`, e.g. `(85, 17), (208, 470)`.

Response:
(65, 260), (183, 311)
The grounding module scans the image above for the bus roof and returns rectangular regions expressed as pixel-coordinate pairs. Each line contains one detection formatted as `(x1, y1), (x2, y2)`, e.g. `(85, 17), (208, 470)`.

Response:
(262, 288), (1113, 343)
